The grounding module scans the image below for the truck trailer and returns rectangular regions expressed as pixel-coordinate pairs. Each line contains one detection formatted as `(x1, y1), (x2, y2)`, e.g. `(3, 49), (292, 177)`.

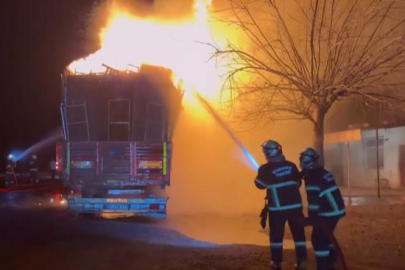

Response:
(56, 65), (182, 219)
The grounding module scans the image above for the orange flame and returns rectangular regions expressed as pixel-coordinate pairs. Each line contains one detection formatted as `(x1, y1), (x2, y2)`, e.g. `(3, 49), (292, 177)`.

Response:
(69, 0), (226, 104)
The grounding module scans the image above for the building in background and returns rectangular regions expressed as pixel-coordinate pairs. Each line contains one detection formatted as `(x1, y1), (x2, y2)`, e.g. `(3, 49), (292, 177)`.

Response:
(325, 126), (405, 189)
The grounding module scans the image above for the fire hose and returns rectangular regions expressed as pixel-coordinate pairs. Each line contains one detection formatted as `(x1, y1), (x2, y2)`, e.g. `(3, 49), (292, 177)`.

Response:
(322, 221), (348, 270)
(260, 204), (348, 270)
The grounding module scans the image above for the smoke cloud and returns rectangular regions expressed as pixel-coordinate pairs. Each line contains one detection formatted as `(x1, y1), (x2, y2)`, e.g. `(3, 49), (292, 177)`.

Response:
(168, 101), (312, 215)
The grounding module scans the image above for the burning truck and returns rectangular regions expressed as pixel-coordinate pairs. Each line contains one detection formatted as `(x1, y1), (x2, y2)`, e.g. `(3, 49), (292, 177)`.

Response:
(56, 65), (183, 218)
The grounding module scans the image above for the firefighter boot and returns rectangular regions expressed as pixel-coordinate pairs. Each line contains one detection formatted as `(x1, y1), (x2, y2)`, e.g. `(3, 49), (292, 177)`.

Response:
(294, 261), (307, 270)
(270, 261), (282, 270)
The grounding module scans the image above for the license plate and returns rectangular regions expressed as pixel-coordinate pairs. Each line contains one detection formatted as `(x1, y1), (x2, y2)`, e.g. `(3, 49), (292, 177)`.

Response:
(105, 204), (128, 210)
(107, 198), (127, 203)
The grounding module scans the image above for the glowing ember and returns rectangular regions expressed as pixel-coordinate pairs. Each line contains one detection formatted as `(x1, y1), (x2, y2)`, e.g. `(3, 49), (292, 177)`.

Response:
(69, 0), (225, 102)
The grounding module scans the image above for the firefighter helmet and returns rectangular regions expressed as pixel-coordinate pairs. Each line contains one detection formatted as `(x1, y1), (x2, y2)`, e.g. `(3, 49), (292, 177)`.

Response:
(299, 147), (319, 169)
(261, 140), (282, 159)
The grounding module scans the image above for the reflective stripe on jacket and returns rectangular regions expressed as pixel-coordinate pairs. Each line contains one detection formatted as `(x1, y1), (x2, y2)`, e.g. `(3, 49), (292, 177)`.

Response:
(255, 160), (303, 212)
(303, 167), (345, 218)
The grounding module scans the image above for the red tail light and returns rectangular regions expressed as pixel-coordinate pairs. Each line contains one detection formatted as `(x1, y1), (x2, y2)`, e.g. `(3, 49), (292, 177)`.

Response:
(55, 161), (61, 172)
(55, 143), (63, 173)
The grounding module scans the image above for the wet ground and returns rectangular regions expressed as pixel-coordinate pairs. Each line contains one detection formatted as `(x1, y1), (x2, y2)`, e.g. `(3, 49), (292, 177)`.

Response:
(1, 189), (405, 270)
(0, 206), (293, 270)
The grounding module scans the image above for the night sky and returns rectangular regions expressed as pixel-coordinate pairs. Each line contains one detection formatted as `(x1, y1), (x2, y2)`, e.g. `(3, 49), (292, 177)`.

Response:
(0, 0), (100, 169)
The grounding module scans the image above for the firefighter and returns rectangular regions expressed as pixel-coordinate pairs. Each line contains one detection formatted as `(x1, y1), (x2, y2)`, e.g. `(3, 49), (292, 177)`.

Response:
(254, 140), (307, 270)
(28, 154), (39, 183)
(5, 164), (13, 187)
(5, 155), (16, 187)
(299, 148), (345, 270)
(49, 159), (56, 181)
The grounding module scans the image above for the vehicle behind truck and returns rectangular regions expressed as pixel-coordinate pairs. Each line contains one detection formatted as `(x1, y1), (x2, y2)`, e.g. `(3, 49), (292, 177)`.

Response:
(56, 65), (182, 219)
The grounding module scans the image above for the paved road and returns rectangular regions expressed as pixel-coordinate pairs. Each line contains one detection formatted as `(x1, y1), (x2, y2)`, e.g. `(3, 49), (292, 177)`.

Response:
(0, 186), (217, 248)
(0, 207), (219, 246)
(1, 190), (404, 270)
(0, 192), (276, 270)
(0, 190), (291, 248)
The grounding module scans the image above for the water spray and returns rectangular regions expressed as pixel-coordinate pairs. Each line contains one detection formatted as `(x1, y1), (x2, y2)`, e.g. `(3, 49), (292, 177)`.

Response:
(11, 129), (62, 161)
(194, 93), (259, 170)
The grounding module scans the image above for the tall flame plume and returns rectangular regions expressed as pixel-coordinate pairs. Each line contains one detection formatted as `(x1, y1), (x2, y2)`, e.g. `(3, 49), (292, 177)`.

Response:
(69, 0), (227, 102)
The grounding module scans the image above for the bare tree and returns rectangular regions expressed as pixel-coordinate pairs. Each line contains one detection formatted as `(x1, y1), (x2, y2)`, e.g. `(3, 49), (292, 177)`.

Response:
(212, 0), (405, 161)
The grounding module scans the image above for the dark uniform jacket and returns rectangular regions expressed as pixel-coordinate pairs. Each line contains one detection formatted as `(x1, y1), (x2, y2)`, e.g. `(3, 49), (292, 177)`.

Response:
(302, 166), (345, 218)
(255, 158), (303, 212)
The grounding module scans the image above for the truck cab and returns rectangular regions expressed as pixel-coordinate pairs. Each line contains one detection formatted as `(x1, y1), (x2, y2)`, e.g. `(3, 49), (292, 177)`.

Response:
(56, 65), (182, 218)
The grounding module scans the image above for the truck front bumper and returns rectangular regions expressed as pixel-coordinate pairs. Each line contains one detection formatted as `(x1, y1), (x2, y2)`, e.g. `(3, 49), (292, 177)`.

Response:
(68, 198), (167, 219)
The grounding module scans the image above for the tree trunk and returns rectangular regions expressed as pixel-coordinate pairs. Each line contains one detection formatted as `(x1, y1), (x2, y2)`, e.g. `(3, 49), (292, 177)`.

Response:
(313, 108), (326, 166)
